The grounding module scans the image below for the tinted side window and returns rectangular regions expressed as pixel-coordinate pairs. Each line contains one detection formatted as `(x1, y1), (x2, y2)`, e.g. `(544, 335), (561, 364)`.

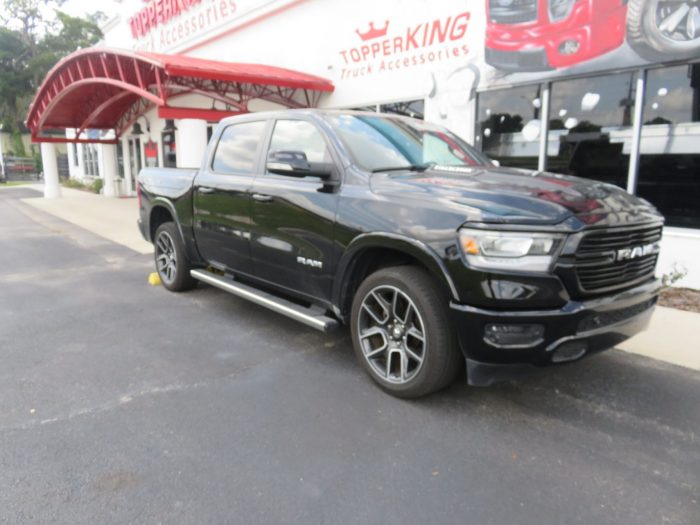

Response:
(212, 121), (266, 174)
(267, 120), (330, 171)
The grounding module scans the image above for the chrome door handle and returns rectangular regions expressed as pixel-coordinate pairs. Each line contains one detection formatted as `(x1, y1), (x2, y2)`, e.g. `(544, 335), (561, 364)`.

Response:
(198, 186), (215, 194)
(252, 193), (273, 202)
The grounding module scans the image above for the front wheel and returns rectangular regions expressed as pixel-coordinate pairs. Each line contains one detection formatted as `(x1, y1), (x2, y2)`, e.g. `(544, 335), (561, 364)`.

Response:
(350, 266), (462, 398)
(626, 0), (700, 62)
(154, 222), (197, 292)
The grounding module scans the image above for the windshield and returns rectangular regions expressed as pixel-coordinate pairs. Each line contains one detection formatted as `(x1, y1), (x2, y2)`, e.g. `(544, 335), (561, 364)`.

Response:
(328, 113), (491, 172)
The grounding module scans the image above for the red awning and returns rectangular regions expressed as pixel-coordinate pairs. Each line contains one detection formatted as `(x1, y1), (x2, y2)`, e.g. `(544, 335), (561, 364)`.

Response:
(26, 48), (334, 144)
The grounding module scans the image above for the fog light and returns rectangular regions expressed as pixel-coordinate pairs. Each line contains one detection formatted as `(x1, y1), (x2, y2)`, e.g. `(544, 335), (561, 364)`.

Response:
(484, 323), (544, 349)
(558, 39), (580, 55)
(552, 341), (587, 363)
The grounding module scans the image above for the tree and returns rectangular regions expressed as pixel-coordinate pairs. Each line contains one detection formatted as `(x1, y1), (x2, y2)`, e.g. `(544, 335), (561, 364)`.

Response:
(0, 0), (103, 147)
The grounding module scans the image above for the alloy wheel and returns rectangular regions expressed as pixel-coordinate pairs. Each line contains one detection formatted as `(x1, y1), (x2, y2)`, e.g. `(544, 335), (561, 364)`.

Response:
(155, 230), (177, 285)
(655, 0), (700, 43)
(357, 285), (426, 384)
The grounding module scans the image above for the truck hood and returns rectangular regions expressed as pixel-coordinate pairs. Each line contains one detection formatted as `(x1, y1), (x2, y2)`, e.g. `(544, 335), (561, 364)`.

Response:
(369, 165), (662, 228)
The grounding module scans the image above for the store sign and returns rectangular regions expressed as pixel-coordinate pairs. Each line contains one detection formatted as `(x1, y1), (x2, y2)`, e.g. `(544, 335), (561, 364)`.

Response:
(128, 0), (297, 53)
(481, 0), (700, 88)
(337, 12), (472, 80)
(129, 0), (204, 39)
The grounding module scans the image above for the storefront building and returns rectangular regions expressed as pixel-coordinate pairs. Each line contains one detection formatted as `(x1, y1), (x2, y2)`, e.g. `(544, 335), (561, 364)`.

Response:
(27, 0), (700, 287)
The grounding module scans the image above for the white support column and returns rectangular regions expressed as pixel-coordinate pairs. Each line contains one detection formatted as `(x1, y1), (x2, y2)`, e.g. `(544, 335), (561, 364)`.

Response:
(537, 83), (551, 173)
(626, 70), (646, 195)
(65, 130), (79, 179)
(101, 144), (118, 197)
(122, 137), (133, 196)
(40, 142), (61, 199)
(76, 143), (86, 179)
(176, 119), (208, 168)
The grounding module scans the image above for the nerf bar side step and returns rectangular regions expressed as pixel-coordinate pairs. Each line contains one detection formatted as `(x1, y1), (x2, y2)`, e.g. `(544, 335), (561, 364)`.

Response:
(190, 269), (338, 333)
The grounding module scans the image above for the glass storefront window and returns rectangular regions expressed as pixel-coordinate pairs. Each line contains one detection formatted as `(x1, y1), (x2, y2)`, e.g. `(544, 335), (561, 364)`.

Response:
(637, 64), (700, 228)
(547, 72), (637, 189)
(476, 84), (543, 170)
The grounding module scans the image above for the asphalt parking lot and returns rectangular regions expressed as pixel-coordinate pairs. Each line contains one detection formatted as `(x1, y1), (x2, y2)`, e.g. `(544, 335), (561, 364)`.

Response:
(1, 187), (699, 525)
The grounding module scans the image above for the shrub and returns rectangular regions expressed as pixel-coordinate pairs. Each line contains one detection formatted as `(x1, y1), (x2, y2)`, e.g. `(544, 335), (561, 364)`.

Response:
(88, 178), (103, 194)
(62, 178), (86, 189)
(661, 263), (688, 288)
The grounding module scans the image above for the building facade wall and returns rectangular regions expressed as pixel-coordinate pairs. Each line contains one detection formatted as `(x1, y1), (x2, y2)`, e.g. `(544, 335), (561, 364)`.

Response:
(94, 0), (700, 288)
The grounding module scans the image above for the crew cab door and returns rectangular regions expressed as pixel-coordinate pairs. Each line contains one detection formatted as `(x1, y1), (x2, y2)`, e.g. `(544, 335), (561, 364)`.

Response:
(192, 120), (268, 274)
(249, 118), (340, 302)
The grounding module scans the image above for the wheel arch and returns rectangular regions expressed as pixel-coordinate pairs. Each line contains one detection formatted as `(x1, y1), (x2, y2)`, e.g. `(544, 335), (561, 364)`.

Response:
(333, 233), (459, 321)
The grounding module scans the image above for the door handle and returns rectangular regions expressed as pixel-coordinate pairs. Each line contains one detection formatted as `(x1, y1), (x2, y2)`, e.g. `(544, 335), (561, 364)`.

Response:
(252, 193), (273, 203)
(198, 186), (215, 194)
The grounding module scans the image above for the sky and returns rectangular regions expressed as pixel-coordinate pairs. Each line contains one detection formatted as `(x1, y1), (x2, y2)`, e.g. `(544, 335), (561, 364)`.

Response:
(61, 0), (121, 19)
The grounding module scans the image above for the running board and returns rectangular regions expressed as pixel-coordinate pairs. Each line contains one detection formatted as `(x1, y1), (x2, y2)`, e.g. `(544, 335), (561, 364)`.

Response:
(190, 269), (338, 333)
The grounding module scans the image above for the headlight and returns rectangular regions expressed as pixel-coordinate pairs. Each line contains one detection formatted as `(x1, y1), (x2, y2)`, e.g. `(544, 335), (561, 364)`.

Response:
(458, 228), (565, 272)
(548, 0), (576, 22)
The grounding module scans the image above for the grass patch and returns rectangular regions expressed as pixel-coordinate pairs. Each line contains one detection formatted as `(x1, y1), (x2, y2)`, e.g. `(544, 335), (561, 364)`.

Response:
(0, 181), (33, 188)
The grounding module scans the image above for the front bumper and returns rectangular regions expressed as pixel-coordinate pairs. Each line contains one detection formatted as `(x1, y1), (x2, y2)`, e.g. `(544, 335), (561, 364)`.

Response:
(450, 278), (661, 386)
(484, 47), (552, 72)
(485, 4), (627, 71)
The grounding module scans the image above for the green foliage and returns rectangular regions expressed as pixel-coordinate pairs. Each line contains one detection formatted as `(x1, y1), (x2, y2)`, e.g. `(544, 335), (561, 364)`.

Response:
(61, 177), (86, 189)
(62, 177), (103, 193)
(662, 263), (688, 288)
(88, 177), (103, 194)
(10, 127), (26, 156)
(0, 1), (103, 135)
(31, 144), (41, 172)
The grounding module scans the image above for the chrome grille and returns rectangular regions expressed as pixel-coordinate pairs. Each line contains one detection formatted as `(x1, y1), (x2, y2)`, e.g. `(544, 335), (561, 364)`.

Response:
(488, 0), (538, 24)
(574, 225), (662, 293)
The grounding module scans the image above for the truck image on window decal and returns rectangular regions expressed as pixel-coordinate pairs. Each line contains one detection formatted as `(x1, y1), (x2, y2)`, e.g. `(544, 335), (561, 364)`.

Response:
(485, 0), (700, 72)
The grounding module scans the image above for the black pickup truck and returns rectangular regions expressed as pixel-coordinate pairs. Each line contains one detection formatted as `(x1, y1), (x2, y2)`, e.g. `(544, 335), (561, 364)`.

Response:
(137, 109), (663, 398)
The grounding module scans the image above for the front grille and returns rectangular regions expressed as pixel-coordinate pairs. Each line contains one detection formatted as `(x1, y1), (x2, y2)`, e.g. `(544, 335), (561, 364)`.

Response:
(574, 225), (662, 293)
(488, 0), (538, 24)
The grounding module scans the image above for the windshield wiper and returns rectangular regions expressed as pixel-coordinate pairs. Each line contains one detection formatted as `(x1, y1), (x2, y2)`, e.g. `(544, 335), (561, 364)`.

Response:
(370, 162), (435, 173)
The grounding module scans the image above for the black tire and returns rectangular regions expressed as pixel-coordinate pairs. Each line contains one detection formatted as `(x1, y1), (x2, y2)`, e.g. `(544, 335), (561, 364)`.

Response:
(153, 222), (197, 292)
(626, 0), (700, 62)
(350, 266), (463, 398)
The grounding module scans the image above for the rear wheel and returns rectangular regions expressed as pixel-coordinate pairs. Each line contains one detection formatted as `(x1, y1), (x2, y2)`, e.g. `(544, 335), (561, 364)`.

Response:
(350, 266), (462, 398)
(626, 0), (700, 62)
(154, 222), (197, 292)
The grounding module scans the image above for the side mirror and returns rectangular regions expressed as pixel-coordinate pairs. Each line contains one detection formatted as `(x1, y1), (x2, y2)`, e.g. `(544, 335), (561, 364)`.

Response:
(267, 150), (332, 179)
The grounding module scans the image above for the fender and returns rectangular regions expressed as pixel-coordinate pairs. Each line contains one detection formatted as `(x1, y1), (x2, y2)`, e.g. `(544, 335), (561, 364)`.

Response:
(149, 197), (200, 263)
(333, 232), (460, 317)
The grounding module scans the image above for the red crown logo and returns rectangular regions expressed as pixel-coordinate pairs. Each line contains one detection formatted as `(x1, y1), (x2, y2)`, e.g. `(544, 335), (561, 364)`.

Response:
(355, 20), (389, 41)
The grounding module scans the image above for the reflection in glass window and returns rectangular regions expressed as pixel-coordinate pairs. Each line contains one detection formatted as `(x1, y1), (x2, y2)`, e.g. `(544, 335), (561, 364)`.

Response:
(380, 100), (424, 120)
(476, 85), (543, 170)
(330, 114), (488, 171)
(547, 72), (637, 189)
(211, 121), (266, 174)
(350, 99), (425, 120)
(637, 64), (700, 228)
(268, 120), (330, 165)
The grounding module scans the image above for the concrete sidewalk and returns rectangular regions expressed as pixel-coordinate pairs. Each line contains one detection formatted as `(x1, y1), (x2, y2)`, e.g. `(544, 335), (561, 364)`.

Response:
(18, 184), (152, 254)
(8, 183), (700, 372)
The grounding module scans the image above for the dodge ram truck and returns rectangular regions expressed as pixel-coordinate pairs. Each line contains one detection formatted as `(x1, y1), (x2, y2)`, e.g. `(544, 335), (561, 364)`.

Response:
(137, 109), (663, 398)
